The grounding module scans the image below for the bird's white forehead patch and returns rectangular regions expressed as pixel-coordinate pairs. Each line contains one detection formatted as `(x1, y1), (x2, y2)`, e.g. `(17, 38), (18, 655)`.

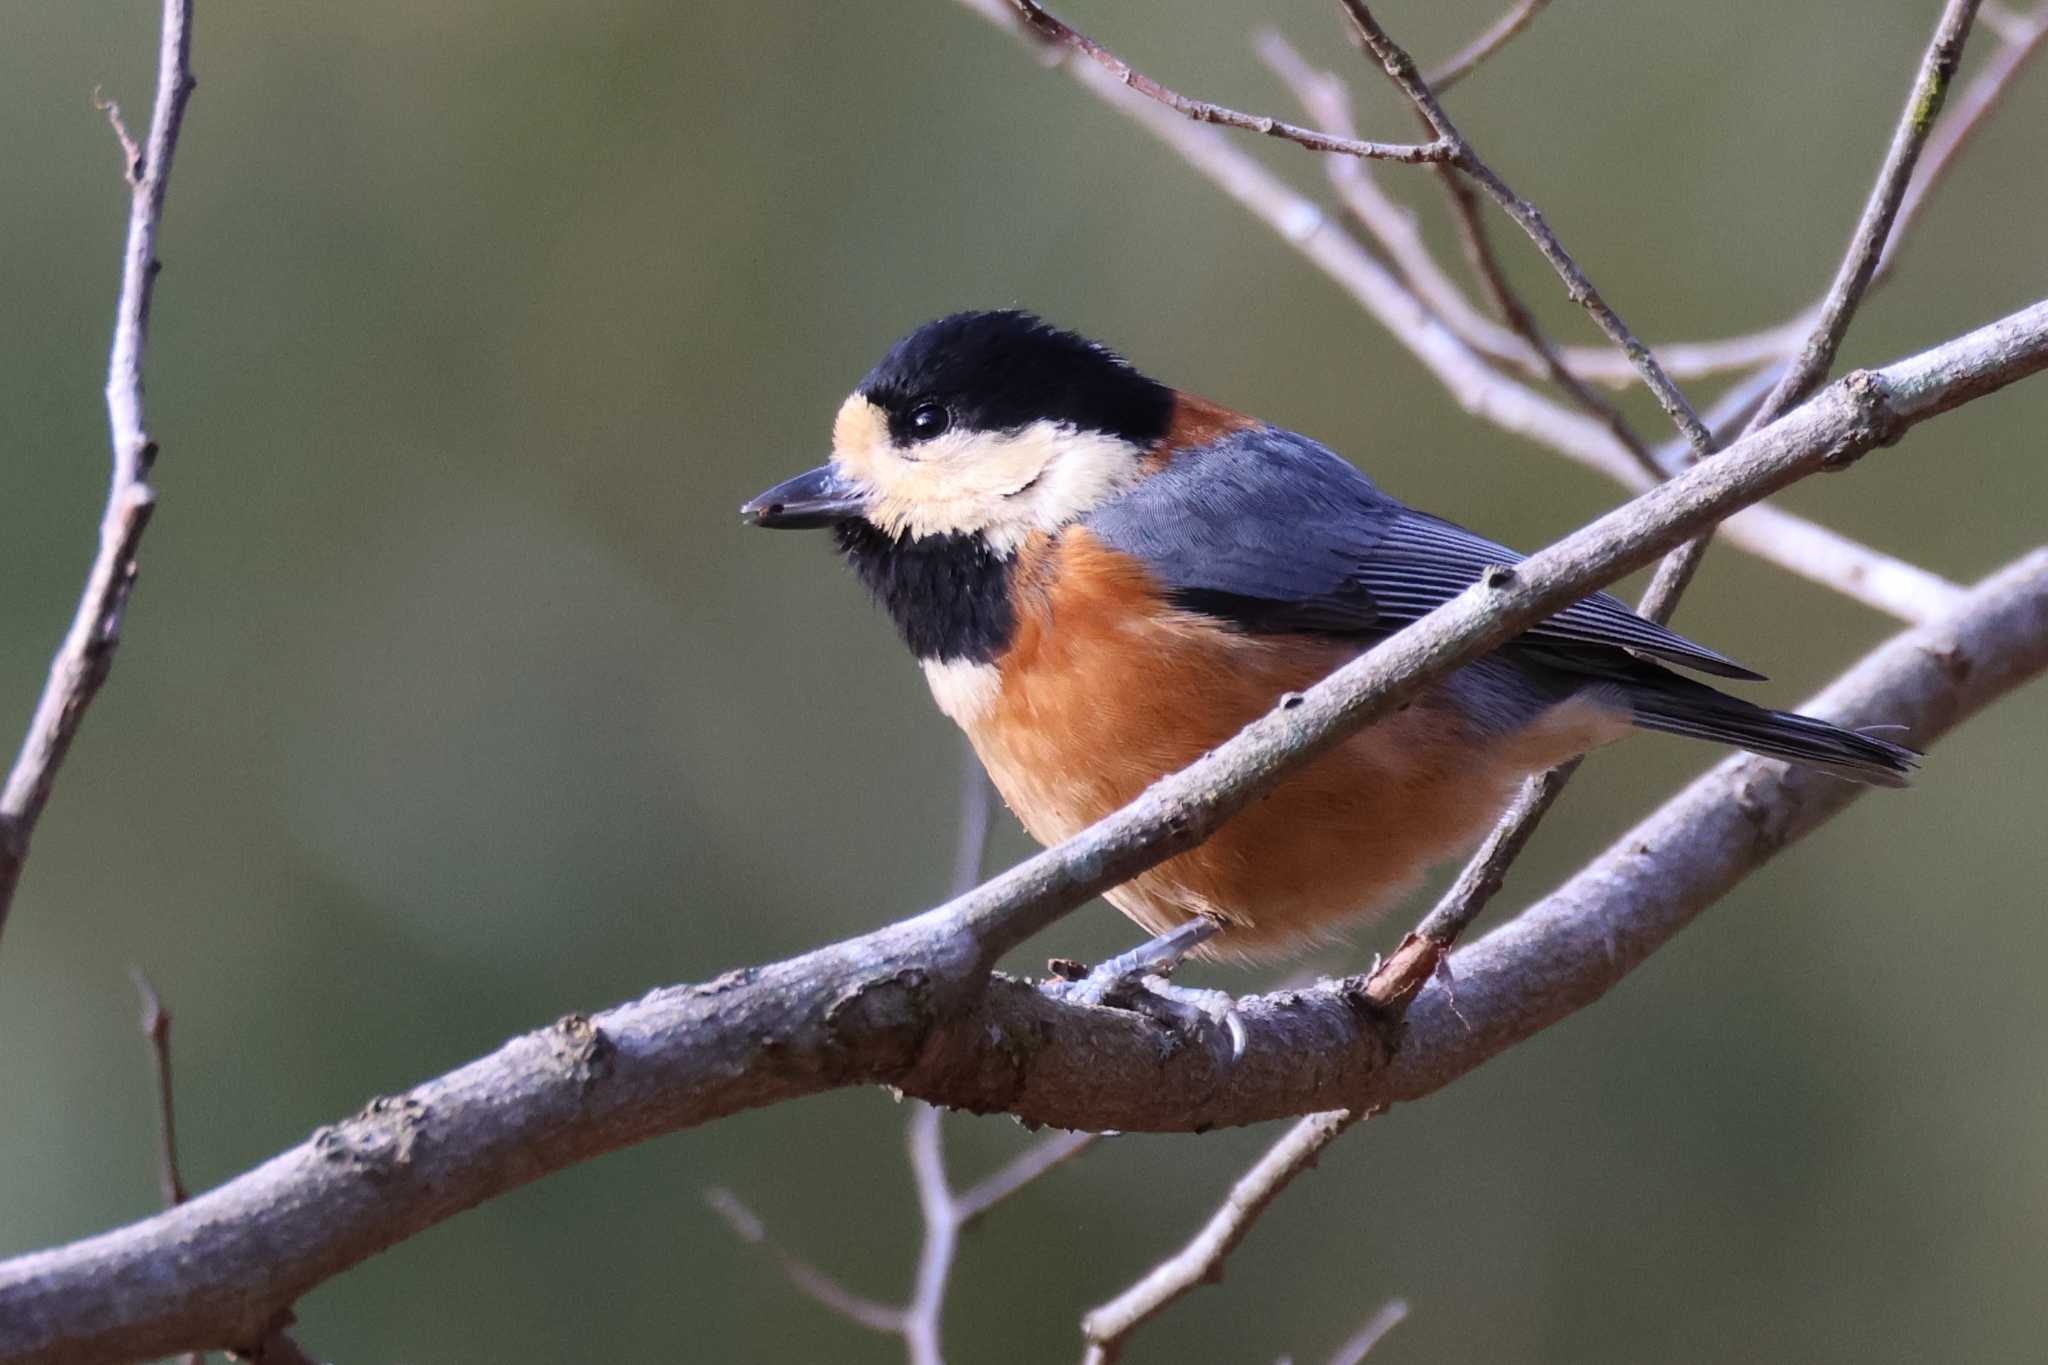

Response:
(831, 395), (1143, 554)
(920, 656), (1002, 726)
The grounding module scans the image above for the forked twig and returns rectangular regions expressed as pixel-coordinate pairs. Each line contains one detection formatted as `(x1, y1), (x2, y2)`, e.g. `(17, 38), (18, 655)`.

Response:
(0, 0), (195, 947)
(713, 737), (1103, 1363)
(1339, 0), (1714, 456)
(1079, 7), (1994, 1358)
(1080, 1111), (1366, 1364)
(1003, 0), (1451, 164)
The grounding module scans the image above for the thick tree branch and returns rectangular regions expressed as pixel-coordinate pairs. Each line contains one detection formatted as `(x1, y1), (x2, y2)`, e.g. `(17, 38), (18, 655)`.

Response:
(1, 305), (2044, 1365)
(0, 0), (194, 947)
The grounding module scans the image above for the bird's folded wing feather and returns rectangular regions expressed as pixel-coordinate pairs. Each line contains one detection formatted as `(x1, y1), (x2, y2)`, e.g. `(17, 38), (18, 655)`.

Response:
(1083, 425), (1762, 681)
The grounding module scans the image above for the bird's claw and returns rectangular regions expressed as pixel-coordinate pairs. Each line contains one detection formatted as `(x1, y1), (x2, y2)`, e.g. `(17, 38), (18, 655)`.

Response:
(1039, 919), (1247, 1061)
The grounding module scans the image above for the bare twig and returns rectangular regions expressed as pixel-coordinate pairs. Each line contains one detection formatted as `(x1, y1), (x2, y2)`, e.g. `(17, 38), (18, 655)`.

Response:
(1425, 0), (1549, 91)
(89, 88), (142, 183)
(1000, 0), (1450, 163)
(1342, 2), (1714, 455)
(130, 971), (188, 1209)
(1372, 0), (1982, 1070)
(947, 742), (993, 902)
(1261, 6), (2044, 397)
(128, 972), (200, 1365)
(1327, 1299), (1409, 1365)
(1086, 31), (1708, 1327)
(1433, 138), (1669, 482)
(714, 1086), (1099, 1360)
(0, 0), (194, 948)
(1645, 0), (1980, 612)
(953, 1129), (1100, 1227)
(1018, 7), (1958, 621)
(1894, 3), (2048, 266)
(1558, 0), (2044, 388)
(706, 1188), (907, 1334)
(1763, 0), (1980, 423)
(1107, 18), (1996, 1306)
(1080, 1111), (1365, 1364)
(128, 974), (321, 1365)
(716, 735), (1101, 1363)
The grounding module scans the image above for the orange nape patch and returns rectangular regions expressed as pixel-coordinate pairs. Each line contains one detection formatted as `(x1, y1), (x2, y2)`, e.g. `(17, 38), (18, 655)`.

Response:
(1150, 391), (1260, 463)
(953, 529), (1629, 961)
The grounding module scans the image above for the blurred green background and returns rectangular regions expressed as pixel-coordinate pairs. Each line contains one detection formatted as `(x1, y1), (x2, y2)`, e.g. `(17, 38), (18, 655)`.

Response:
(2, 2), (2045, 1361)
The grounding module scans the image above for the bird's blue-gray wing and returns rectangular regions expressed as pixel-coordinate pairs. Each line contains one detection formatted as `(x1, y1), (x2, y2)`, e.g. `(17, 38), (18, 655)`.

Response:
(1083, 425), (1762, 680)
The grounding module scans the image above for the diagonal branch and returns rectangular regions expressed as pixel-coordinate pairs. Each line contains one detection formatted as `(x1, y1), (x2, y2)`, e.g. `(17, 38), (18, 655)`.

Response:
(711, 737), (1103, 1365)
(1080, 1110), (1364, 1363)
(1643, 0), (1979, 610)
(705, 1188), (908, 1334)
(1557, 0), (2044, 387)
(1, 304), (2044, 1365)
(1001, 0), (1450, 163)
(1425, 0), (1550, 92)
(1761, 0), (1979, 420)
(986, 0), (1960, 623)
(0, 0), (194, 948)
(1339, 0), (1714, 456)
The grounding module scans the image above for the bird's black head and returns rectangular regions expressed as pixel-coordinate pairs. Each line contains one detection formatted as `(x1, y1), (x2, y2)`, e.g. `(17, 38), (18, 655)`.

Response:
(742, 310), (1174, 554)
(856, 310), (1174, 450)
(739, 311), (1175, 662)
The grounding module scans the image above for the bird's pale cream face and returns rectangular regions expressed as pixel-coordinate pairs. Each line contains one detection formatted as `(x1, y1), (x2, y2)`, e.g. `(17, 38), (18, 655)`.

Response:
(830, 395), (1145, 555)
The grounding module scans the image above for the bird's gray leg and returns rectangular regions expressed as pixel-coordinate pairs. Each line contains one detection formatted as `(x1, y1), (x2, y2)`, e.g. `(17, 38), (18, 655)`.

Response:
(1041, 917), (1248, 1060)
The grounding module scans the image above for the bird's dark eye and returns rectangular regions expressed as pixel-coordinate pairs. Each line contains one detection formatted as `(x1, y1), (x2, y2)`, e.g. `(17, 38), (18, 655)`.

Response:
(906, 402), (950, 442)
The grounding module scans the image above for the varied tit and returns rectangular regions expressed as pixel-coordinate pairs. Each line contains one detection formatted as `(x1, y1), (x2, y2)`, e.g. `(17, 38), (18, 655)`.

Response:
(743, 310), (1916, 973)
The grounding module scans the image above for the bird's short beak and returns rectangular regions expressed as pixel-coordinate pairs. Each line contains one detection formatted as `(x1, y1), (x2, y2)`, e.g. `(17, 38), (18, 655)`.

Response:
(740, 464), (865, 529)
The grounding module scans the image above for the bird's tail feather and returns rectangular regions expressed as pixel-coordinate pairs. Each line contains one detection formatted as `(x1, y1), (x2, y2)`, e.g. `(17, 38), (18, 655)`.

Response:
(1622, 677), (1919, 787)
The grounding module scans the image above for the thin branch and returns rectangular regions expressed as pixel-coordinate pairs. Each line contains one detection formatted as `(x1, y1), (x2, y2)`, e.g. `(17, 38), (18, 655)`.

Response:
(1327, 1299), (1409, 1365)
(1096, 72), (1700, 1323)
(1893, 3), (2048, 269)
(128, 973), (321, 1365)
(1019, 7), (1959, 621)
(89, 88), (142, 183)
(1432, 131), (1668, 483)
(6, 307), (2046, 1364)
(1373, 0), (1984, 1025)
(1758, 0), (1980, 423)
(953, 1130), (1100, 1227)
(1000, 0), (1451, 163)
(1424, 0), (1549, 91)
(130, 970), (188, 1209)
(1341, 1), (1715, 457)
(902, 1107), (956, 1365)
(128, 971), (200, 1365)
(1647, 0), (1980, 612)
(1080, 1110), (1365, 1364)
(0, 0), (194, 948)
(706, 1188), (907, 1334)
(714, 735), (1099, 1363)
(1259, 6), (2042, 394)
(1559, 0), (2044, 387)
(947, 741), (993, 902)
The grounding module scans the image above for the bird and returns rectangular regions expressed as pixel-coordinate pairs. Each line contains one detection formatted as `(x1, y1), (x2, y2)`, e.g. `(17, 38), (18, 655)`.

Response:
(741, 309), (1916, 1001)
